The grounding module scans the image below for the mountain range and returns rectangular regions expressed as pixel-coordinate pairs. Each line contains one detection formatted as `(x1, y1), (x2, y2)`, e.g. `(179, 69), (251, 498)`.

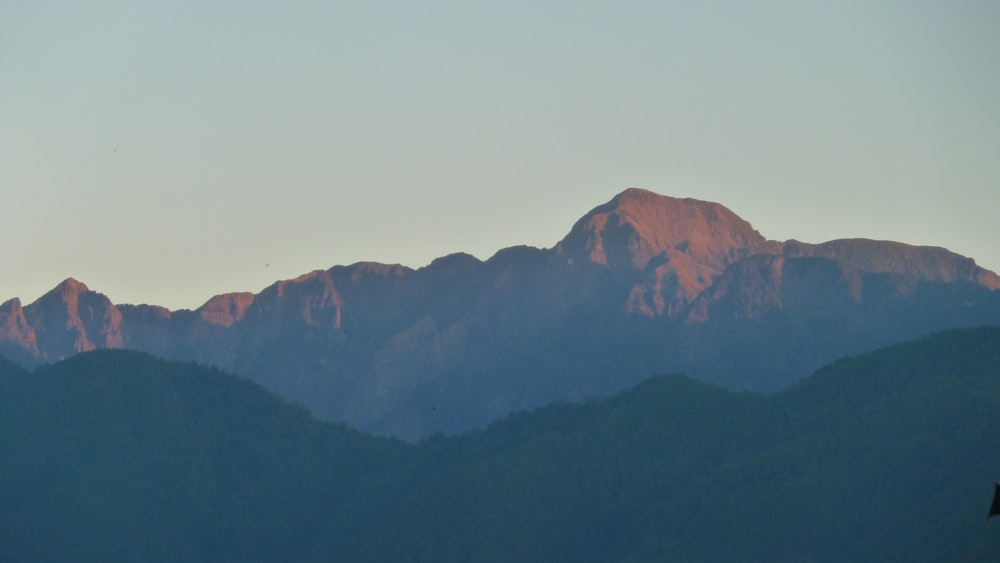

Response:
(2, 328), (999, 561)
(3, 188), (999, 438)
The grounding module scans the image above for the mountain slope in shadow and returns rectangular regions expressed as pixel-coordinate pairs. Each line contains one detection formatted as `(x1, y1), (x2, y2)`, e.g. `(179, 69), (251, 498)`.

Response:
(3, 327), (1000, 561)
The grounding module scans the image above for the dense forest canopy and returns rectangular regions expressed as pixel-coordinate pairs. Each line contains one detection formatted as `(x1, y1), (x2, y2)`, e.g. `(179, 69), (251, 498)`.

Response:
(2, 328), (999, 561)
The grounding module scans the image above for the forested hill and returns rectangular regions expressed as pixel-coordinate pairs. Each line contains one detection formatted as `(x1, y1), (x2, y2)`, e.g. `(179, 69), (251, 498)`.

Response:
(356, 327), (1000, 561)
(3, 328), (1000, 561)
(0, 350), (412, 562)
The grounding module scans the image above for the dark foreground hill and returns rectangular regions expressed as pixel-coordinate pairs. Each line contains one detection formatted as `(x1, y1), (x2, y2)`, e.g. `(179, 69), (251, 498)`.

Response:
(0, 351), (411, 562)
(3, 188), (999, 439)
(2, 328), (1000, 561)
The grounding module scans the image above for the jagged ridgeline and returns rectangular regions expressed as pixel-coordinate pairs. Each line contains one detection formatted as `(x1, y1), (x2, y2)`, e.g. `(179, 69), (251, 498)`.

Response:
(2, 189), (999, 438)
(1, 328), (999, 561)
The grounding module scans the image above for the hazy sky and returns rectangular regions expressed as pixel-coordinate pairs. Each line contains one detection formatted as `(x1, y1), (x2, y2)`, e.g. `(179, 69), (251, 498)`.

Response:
(3, 1), (998, 310)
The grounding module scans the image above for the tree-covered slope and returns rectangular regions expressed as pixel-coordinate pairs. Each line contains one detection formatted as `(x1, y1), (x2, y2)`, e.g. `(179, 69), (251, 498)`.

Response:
(0, 350), (411, 563)
(333, 327), (1000, 561)
(688, 327), (1000, 561)
(2, 328), (999, 561)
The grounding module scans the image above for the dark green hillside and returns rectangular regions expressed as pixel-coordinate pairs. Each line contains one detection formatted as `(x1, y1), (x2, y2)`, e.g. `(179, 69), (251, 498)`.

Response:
(2, 328), (999, 561)
(330, 376), (765, 561)
(0, 350), (411, 563)
(688, 327), (1000, 561)
(327, 328), (1000, 561)
(0, 354), (27, 378)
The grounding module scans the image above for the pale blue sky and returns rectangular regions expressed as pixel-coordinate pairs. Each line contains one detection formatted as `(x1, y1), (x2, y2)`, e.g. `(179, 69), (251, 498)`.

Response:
(3, 1), (998, 310)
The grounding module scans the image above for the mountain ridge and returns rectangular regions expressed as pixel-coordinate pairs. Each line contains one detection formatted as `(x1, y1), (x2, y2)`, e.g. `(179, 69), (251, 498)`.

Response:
(2, 188), (998, 438)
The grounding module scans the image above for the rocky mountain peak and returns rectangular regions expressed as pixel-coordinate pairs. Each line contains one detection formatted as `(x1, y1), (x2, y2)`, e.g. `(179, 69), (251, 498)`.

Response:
(197, 292), (255, 326)
(0, 297), (23, 313)
(16, 278), (123, 360)
(554, 189), (783, 317)
(0, 297), (37, 362)
(253, 270), (343, 329)
(556, 188), (778, 271)
(31, 277), (94, 312)
(55, 277), (89, 293)
(38, 278), (91, 308)
(783, 239), (1000, 289)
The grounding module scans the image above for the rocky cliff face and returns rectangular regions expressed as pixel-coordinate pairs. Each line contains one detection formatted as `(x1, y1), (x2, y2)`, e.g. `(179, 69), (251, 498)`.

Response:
(555, 188), (783, 317)
(3, 188), (998, 438)
(558, 188), (778, 270)
(0, 279), (123, 364)
(0, 298), (38, 365)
